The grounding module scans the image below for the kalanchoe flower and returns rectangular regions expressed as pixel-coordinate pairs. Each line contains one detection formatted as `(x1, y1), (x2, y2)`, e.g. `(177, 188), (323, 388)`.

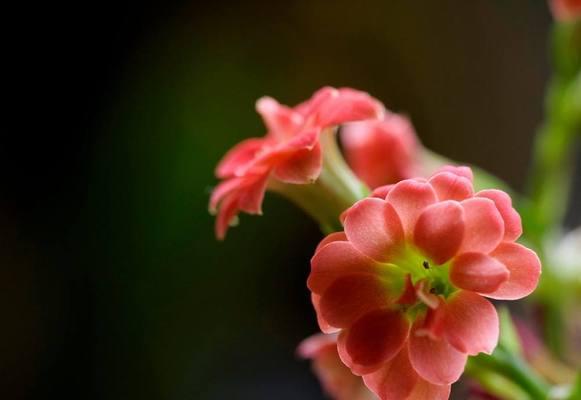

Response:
(341, 113), (419, 189)
(550, 0), (581, 21)
(308, 166), (541, 399)
(210, 87), (384, 239)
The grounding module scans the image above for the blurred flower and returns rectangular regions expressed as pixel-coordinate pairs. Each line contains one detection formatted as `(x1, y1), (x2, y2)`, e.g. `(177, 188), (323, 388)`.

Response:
(210, 87), (384, 239)
(308, 166), (541, 399)
(299, 333), (450, 400)
(298, 333), (376, 400)
(341, 113), (419, 189)
(550, 0), (581, 21)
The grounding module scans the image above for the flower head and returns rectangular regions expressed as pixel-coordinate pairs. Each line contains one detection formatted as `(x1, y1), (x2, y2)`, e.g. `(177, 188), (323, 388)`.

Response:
(341, 113), (419, 189)
(210, 87), (384, 239)
(308, 166), (541, 399)
(550, 0), (581, 21)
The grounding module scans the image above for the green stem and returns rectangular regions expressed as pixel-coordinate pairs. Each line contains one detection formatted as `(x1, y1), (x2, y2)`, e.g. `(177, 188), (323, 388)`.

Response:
(269, 129), (369, 234)
(522, 21), (581, 359)
(524, 23), (581, 247)
(468, 350), (551, 400)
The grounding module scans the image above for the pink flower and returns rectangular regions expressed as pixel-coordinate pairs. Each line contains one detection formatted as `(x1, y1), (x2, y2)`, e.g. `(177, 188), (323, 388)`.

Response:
(341, 113), (419, 189)
(550, 0), (581, 21)
(210, 87), (384, 239)
(308, 166), (541, 399)
(299, 333), (450, 400)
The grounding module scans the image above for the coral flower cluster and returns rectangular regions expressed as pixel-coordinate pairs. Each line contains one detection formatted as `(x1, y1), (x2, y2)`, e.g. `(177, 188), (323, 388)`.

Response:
(210, 87), (384, 239)
(308, 166), (541, 399)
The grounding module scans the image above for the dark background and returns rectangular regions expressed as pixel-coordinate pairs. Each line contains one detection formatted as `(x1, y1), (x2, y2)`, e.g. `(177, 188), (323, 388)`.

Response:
(2, 1), (578, 399)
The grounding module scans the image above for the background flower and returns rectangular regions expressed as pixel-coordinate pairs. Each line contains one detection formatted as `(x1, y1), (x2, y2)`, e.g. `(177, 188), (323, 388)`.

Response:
(341, 113), (420, 189)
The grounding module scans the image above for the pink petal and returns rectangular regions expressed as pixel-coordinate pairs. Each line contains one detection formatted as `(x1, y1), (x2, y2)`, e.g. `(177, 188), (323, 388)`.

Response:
(315, 231), (348, 253)
(442, 291), (499, 355)
(450, 252), (509, 293)
(297, 333), (338, 358)
(209, 177), (242, 213)
(386, 180), (437, 238)
(476, 189), (522, 241)
(362, 347), (418, 400)
(215, 138), (267, 178)
(486, 243), (541, 300)
(458, 198), (504, 254)
(236, 174), (269, 214)
(409, 320), (468, 385)
(428, 171), (473, 201)
(413, 201), (465, 264)
(344, 198), (404, 262)
(315, 88), (384, 128)
(407, 379), (451, 400)
(338, 309), (410, 374)
(294, 87), (337, 118)
(309, 241), (378, 294)
(319, 275), (391, 328)
(298, 333), (365, 400)
(341, 116), (418, 189)
(435, 165), (474, 182)
(272, 142), (322, 183)
(214, 195), (239, 240)
(312, 294), (339, 334)
(255, 96), (303, 141)
(371, 184), (394, 199)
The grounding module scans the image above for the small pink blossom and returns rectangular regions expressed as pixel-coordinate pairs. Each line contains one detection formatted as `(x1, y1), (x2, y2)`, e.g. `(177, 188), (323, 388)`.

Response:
(308, 166), (541, 399)
(550, 0), (581, 21)
(210, 87), (384, 239)
(341, 113), (419, 189)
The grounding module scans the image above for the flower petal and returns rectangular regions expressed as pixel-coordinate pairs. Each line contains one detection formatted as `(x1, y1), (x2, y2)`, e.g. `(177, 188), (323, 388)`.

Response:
(407, 379), (451, 400)
(386, 180), (437, 238)
(214, 195), (239, 240)
(409, 318), (467, 385)
(428, 171), (473, 201)
(450, 252), (509, 293)
(315, 231), (348, 253)
(338, 309), (410, 374)
(312, 294), (339, 334)
(435, 165), (474, 182)
(371, 184), (394, 199)
(344, 198), (404, 262)
(442, 291), (499, 355)
(458, 198), (504, 254)
(477, 189), (522, 241)
(413, 201), (465, 264)
(215, 138), (267, 178)
(315, 88), (384, 128)
(272, 143), (322, 183)
(236, 174), (270, 214)
(256, 96), (303, 140)
(319, 275), (391, 328)
(362, 347), (418, 400)
(309, 241), (378, 294)
(486, 243), (542, 300)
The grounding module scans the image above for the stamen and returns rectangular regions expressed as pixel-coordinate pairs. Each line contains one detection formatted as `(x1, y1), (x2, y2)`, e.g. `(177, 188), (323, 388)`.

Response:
(422, 260), (430, 269)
